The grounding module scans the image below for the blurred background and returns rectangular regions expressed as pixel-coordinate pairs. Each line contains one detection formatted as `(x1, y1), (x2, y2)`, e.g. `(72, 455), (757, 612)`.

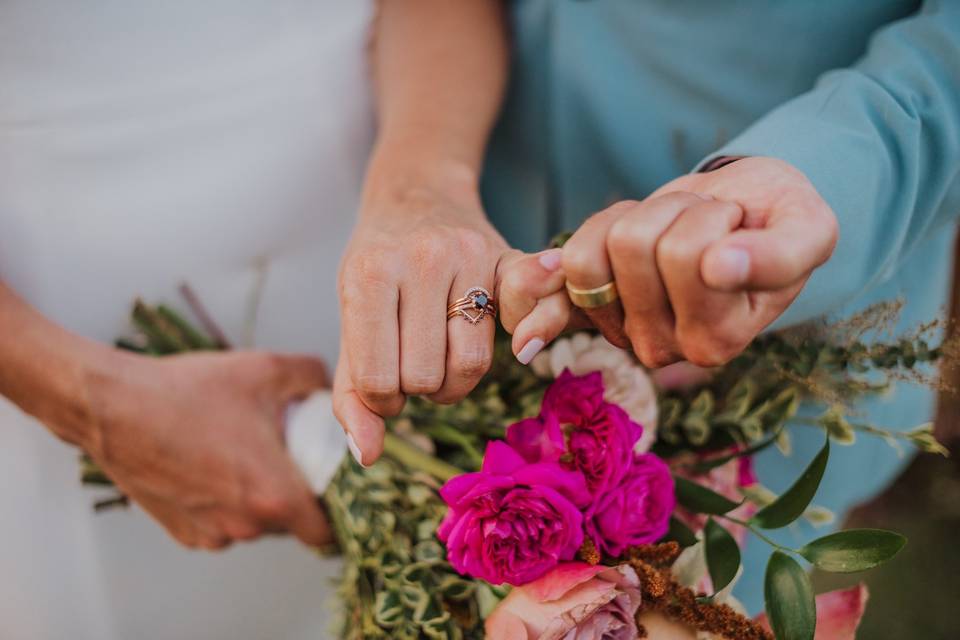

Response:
(812, 232), (960, 638)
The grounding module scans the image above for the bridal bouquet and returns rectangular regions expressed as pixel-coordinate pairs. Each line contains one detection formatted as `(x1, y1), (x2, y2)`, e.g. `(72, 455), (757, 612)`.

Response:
(87, 297), (950, 640)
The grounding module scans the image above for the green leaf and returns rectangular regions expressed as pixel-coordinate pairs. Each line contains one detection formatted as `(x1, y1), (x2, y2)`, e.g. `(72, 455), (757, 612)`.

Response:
(751, 437), (829, 529)
(704, 518), (741, 594)
(674, 476), (743, 515)
(662, 516), (698, 548)
(764, 551), (816, 640)
(799, 528), (906, 573)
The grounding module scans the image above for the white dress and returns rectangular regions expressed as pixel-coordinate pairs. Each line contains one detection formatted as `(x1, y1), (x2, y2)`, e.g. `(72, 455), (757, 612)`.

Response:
(0, 2), (374, 638)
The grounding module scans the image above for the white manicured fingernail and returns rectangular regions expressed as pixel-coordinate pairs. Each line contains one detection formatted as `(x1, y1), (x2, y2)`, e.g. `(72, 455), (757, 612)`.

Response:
(712, 248), (750, 286)
(346, 432), (367, 467)
(538, 249), (562, 271)
(517, 338), (546, 365)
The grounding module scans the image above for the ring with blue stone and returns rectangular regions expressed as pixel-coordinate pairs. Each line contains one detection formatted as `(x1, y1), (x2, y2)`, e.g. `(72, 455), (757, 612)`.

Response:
(446, 287), (497, 324)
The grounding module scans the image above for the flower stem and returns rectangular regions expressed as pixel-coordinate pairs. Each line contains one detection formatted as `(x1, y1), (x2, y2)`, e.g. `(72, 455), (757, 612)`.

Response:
(382, 432), (464, 482)
(721, 515), (801, 555)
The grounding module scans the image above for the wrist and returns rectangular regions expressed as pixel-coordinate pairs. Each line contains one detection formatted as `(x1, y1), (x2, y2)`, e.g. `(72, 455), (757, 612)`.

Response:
(362, 137), (483, 214)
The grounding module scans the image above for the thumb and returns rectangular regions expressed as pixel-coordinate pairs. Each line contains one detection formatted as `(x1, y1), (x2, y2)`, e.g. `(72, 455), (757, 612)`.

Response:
(332, 349), (385, 467)
(495, 247), (566, 334)
(701, 211), (837, 291)
(274, 354), (330, 400)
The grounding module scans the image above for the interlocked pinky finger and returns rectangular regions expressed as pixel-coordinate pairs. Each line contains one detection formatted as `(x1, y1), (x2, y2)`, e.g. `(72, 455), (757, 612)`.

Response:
(512, 290), (573, 365)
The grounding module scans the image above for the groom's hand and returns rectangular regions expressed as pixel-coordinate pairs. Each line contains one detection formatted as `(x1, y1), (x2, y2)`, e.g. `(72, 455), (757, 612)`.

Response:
(500, 158), (838, 368)
(82, 350), (331, 550)
(336, 166), (507, 465)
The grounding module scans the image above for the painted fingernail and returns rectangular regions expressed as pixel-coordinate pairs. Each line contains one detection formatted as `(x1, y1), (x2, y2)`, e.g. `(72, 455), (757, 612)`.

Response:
(712, 248), (750, 286)
(346, 432), (367, 467)
(538, 249), (562, 272)
(516, 338), (546, 365)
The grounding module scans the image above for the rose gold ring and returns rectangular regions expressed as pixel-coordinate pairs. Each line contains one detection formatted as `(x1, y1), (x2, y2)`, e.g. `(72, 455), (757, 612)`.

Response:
(447, 287), (496, 324)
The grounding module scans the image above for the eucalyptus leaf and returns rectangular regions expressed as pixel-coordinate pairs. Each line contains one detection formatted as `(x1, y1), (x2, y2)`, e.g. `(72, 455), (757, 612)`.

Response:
(764, 551), (815, 640)
(799, 528), (906, 573)
(751, 437), (829, 529)
(704, 518), (741, 594)
(674, 476), (743, 515)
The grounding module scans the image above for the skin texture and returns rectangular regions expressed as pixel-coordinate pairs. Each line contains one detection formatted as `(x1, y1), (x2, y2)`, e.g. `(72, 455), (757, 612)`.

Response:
(0, 283), (331, 549)
(499, 157), (839, 368)
(333, 0), (509, 465)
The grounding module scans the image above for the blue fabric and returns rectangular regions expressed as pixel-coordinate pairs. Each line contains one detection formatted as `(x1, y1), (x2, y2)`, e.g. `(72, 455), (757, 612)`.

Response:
(483, 0), (960, 613)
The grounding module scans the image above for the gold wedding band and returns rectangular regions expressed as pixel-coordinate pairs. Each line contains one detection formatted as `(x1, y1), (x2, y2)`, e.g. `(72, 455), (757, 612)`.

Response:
(566, 280), (619, 309)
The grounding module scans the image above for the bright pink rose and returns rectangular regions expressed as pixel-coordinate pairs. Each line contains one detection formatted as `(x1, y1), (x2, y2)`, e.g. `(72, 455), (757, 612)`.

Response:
(437, 441), (590, 586)
(506, 413), (565, 464)
(541, 370), (606, 426)
(509, 371), (643, 495)
(756, 584), (869, 640)
(586, 453), (675, 557)
(485, 562), (642, 640)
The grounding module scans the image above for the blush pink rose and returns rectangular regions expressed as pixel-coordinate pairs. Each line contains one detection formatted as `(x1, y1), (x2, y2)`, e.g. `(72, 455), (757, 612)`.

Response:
(485, 562), (643, 640)
(586, 453), (675, 557)
(755, 584), (869, 640)
(438, 441), (590, 586)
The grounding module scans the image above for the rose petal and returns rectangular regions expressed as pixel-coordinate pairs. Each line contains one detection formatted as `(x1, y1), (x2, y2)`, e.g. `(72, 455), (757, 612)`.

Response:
(754, 584), (869, 640)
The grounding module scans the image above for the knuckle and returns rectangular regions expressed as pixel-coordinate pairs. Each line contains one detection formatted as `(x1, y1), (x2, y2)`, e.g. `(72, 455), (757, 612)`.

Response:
(248, 491), (294, 523)
(561, 243), (601, 279)
(455, 227), (490, 258)
(632, 339), (680, 369)
(454, 345), (493, 379)
(411, 230), (453, 269)
(606, 199), (642, 213)
(200, 535), (231, 551)
(677, 328), (746, 367)
(173, 532), (200, 550)
(355, 373), (400, 400)
(402, 371), (444, 395)
(225, 519), (262, 541)
(656, 232), (698, 268)
(607, 217), (656, 257)
(343, 251), (394, 292)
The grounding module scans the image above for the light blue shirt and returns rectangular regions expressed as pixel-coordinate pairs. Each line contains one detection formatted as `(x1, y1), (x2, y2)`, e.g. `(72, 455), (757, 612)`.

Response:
(483, 0), (960, 611)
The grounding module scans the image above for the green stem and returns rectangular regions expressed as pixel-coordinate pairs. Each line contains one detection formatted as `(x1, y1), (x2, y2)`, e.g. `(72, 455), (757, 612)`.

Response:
(382, 432), (464, 482)
(721, 515), (801, 555)
(793, 416), (913, 440)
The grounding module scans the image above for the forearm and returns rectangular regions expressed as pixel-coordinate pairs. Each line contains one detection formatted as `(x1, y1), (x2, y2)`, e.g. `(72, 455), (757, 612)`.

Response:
(367, 0), (509, 201)
(0, 281), (117, 448)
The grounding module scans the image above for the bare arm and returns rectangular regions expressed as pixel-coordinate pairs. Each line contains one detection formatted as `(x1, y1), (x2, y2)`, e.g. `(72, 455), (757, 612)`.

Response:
(0, 281), (112, 448)
(368, 0), (509, 187)
(334, 0), (510, 464)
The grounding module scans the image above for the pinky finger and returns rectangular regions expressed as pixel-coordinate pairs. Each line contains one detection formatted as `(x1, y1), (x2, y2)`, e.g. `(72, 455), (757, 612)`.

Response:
(512, 291), (574, 365)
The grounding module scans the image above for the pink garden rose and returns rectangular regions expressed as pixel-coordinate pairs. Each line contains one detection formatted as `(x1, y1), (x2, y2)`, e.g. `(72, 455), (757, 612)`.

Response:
(541, 370), (607, 426)
(532, 334), (660, 452)
(586, 454), (675, 557)
(485, 562), (642, 640)
(509, 371), (644, 496)
(437, 441), (590, 586)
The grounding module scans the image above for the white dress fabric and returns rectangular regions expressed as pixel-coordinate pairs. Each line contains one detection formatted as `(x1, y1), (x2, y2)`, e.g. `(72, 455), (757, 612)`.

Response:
(0, 2), (374, 638)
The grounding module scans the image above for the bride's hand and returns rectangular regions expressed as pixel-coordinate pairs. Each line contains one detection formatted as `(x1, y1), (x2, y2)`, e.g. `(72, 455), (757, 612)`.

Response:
(335, 163), (508, 465)
(83, 350), (332, 550)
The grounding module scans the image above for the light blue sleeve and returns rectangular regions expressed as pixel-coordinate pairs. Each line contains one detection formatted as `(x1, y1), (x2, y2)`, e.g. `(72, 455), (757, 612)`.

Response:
(701, 0), (960, 327)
